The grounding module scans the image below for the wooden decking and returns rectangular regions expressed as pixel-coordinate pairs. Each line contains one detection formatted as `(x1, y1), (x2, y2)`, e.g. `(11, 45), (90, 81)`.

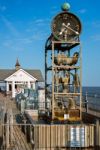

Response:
(12, 125), (32, 150)
(0, 93), (32, 150)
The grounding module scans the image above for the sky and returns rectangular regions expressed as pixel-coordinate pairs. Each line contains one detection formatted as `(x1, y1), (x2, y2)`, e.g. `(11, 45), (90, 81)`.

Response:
(0, 0), (100, 87)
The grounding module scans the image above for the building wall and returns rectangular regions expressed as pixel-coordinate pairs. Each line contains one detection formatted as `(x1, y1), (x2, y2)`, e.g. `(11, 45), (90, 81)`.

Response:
(5, 69), (38, 97)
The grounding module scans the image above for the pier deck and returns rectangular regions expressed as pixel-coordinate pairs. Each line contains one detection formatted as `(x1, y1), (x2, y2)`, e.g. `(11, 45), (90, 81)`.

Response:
(12, 125), (32, 150)
(0, 93), (32, 150)
(0, 93), (100, 149)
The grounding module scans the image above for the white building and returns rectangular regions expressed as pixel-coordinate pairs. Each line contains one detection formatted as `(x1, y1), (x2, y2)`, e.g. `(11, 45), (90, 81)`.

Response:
(0, 59), (44, 98)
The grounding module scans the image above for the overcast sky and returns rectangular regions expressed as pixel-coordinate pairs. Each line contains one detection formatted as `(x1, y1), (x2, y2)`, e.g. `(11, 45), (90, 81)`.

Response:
(0, 0), (100, 86)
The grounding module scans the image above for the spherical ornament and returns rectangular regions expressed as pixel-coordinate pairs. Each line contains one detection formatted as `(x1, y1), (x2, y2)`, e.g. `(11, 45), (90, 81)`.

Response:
(61, 3), (70, 11)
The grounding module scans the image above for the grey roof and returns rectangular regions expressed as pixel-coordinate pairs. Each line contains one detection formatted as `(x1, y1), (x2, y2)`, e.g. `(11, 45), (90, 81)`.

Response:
(0, 69), (44, 82)
(25, 69), (44, 82)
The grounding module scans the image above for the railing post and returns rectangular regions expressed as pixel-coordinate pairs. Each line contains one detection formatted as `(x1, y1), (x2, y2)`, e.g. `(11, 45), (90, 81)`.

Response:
(9, 109), (13, 145)
(23, 119), (27, 134)
(96, 119), (100, 147)
(6, 113), (9, 149)
(85, 91), (88, 112)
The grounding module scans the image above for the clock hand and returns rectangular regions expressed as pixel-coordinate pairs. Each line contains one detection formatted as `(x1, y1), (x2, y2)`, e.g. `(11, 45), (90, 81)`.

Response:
(59, 27), (66, 35)
(62, 23), (79, 35)
(59, 23), (69, 35)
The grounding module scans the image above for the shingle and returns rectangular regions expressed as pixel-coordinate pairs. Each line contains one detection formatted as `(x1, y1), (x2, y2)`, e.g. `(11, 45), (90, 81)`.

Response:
(0, 69), (44, 82)
(25, 69), (44, 82)
(0, 69), (15, 81)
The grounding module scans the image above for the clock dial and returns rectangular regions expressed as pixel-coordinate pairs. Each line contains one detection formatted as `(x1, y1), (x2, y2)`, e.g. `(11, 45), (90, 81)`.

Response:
(51, 12), (82, 42)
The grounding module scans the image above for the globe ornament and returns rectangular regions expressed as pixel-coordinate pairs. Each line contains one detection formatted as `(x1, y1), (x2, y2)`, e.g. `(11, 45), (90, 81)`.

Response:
(61, 3), (70, 11)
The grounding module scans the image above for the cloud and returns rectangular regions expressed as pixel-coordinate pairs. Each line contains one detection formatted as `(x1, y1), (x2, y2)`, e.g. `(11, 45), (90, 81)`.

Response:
(1, 16), (50, 52)
(52, 6), (58, 10)
(78, 9), (87, 14)
(1, 15), (19, 36)
(31, 32), (47, 41)
(2, 38), (27, 52)
(50, 6), (58, 14)
(34, 18), (50, 26)
(33, 19), (46, 27)
(0, 5), (6, 12)
(3, 40), (13, 47)
(17, 38), (33, 44)
(2, 37), (33, 47)
(1, 31), (47, 52)
(92, 21), (100, 28)
(26, 18), (50, 35)
(84, 20), (100, 30)
(34, 19), (45, 24)
(91, 35), (100, 41)
(25, 19), (49, 33)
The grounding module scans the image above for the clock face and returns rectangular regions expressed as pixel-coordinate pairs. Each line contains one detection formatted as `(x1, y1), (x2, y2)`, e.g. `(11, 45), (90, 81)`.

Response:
(51, 12), (82, 42)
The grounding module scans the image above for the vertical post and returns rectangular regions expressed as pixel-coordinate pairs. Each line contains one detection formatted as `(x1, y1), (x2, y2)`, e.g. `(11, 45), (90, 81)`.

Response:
(12, 81), (15, 98)
(24, 119), (27, 135)
(30, 125), (34, 145)
(96, 119), (99, 147)
(80, 43), (82, 120)
(28, 81), (31, 89)
(6, 81), (9, 95)
(9, 109), (13, 145)
(6, 112), (9, 149)
(85, 91), (88, 112)
(52, 41), (55, 120)
(2, 106), (5, 148)
(45, 48), (47, 110)
(32, 82), (35, 90)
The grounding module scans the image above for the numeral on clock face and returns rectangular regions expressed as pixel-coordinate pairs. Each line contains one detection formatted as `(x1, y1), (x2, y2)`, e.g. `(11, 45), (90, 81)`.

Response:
(76, 25), (79, 30)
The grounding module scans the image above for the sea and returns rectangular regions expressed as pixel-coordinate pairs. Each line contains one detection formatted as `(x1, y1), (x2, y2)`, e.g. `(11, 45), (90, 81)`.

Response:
(82, 87), (100, 112)
(82, 87), (100, 96)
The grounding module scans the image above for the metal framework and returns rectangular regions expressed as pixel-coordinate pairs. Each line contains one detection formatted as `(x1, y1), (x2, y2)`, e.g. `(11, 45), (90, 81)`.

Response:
(45, 37), (82, 122)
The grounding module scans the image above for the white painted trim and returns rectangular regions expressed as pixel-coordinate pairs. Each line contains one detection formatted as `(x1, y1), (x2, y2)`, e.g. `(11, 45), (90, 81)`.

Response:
(6, 82), (9, 92)
(5, 68), (37, 81)
(12, 81), (15, 98)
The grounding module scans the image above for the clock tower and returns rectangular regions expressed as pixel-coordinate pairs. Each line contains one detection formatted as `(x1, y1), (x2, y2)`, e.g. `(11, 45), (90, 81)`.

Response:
(45, 3), (82, 122)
